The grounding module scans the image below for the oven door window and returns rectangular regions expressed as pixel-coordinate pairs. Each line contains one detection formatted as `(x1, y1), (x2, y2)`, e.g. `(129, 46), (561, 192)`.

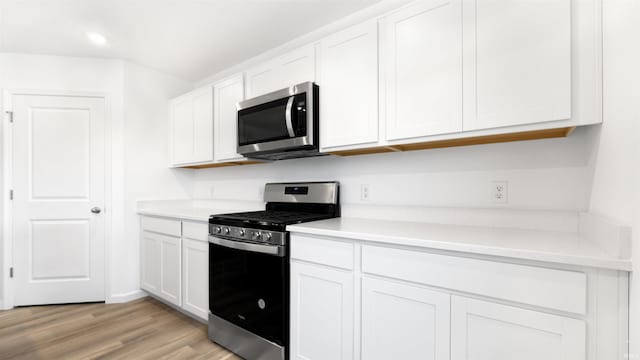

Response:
(238, 93), (307, 146)
(209, 241), (288, 346)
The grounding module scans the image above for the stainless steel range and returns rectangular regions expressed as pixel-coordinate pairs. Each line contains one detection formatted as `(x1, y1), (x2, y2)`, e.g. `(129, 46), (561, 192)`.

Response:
(208, 182), (340, 360)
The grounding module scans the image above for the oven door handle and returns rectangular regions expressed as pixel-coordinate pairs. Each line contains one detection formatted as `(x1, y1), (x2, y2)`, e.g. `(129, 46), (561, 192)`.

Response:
(285, 96), (295, 138)
(209, 236), (286, 257)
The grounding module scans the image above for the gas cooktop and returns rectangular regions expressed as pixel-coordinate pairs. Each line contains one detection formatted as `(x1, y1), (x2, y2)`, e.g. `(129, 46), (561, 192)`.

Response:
(209, 181), (340, 244)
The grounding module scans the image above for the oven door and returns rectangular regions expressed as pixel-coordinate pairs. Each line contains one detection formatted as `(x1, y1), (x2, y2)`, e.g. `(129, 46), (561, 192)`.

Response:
(209, 236), (288, 347)
(237, 82), (316, 156)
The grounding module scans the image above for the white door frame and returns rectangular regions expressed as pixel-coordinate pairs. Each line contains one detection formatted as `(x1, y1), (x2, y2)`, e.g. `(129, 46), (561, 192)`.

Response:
(2, 89), (113, 309)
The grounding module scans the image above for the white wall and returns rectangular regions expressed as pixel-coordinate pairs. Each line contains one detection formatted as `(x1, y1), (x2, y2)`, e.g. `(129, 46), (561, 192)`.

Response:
(119, 62), (192, 298)
(193, 128), (592, 211)
(597, 0), (640, 355)
(0, 53), (193, 304)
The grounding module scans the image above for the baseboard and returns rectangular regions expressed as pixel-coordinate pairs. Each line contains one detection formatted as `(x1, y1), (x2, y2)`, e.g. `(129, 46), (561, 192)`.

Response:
(107, 289), (148, 304)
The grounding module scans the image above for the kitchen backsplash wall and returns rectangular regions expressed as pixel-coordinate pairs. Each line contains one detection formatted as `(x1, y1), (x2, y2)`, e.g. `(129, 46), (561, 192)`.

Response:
(192, 126), (594, 211)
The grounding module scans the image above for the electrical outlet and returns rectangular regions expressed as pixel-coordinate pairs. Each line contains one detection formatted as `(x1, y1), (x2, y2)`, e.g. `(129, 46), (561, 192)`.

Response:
(361, 184), (371, 201)
(492, 181), (508, 204)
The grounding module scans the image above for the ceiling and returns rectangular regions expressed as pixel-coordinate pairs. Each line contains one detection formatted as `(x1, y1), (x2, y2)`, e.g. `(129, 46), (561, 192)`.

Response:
(0, 0), (384, 81)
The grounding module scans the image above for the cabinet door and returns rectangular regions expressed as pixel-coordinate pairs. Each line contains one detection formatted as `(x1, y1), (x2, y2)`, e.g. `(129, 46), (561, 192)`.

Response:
(159, 234), (182, 306)
(319, 20), (378, 149)
(381, 0), (462, 141)
(246, 45), (316, 98)
(214, 74), (245, 162)
(182, 237), (209, 320)
(191, 86), (214, 163)
(451, 296), (585, 360)
(245, 61), (278, 99)
(169, 93), (193, 165)
(290, 261), (354, 360)
(277, 45), (316, 89)
(362, 277), (450, 360)
(141, 231), (161, 295)
(463, 0), (571, 130)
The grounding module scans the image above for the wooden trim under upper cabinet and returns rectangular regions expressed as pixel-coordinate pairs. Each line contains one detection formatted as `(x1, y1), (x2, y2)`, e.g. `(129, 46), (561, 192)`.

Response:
(329, 127), (576, 156)
(178, 127), (576, 167)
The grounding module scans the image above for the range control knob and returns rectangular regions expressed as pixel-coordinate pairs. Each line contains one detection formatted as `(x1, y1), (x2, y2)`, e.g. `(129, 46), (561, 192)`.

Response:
(215, 226), (221, 234)
(265, 233), (272, 241)
(239, 229), (245, 237)
(254, 232), (262, 240)
(224, 227), (230, 235)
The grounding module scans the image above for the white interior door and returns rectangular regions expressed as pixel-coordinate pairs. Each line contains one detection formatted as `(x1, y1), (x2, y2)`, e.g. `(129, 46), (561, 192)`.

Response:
(11, 94), (106, 306)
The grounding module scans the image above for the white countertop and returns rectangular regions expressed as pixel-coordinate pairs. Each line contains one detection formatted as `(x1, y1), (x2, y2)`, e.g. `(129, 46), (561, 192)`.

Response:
(288, 217), (632, 271)
(137, 207), (240, 222)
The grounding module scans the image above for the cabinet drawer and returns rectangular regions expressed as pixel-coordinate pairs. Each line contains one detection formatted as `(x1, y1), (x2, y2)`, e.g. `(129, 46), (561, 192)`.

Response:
(291, 234), (354, 270)
(362, 245), (586, 314)
(182, 221), (209, 242)
(141, 216), (181, 237)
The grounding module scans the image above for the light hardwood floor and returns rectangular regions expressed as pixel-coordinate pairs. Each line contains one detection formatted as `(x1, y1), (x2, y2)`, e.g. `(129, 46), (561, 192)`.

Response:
(0, 297), (240, 360)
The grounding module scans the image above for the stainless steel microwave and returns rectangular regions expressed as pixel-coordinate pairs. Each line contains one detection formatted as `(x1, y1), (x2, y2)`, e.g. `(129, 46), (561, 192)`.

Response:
(236, 82), (322, 160)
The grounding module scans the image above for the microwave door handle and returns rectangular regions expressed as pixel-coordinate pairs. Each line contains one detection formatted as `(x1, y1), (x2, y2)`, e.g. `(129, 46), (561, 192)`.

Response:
(285, 96), (295, 137)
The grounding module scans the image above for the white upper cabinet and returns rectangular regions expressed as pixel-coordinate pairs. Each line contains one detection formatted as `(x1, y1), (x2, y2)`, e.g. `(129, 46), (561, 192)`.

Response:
(451, 296), (586, 360)
(214, 74), (245, 162)
(318, 20), (379, 150)
(168, 0), (602, 164)
(169, 93), (194, 165)
(463, 0), (572, 131)
(192, 86), (214, 161)
(381, 0), (463, 141)
(245, 45), (316, 98)
(169, 86), (213, 166)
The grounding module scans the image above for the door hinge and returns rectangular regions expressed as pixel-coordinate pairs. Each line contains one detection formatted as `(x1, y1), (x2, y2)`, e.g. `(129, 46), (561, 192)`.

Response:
(9, 190), (13, 200)
(9, 267), (13, 278)
(5, 111), (13, 123)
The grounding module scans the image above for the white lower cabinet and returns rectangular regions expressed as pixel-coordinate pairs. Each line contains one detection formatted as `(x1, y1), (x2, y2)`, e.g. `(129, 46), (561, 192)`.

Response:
(290, 261), (354, 360)
(361, 277), (450, 360)
(182, 237), (209, 320)
(289, 233), (626, 360)
(159, 234), (182, 306)
(140, 217), (210, 319)
(451, 296), (586, 360)
(141, 231), (161, 294)
(141, 230), (181, 307)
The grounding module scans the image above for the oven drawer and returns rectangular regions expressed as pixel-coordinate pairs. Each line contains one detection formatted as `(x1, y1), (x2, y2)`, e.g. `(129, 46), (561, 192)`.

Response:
(141, 216), (181, 237)
(291, 234), (354, 270)
(362, 245), (587, 314)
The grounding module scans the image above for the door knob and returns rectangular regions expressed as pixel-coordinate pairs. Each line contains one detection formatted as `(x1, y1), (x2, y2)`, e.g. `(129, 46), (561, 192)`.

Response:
(91, 207), (102, 214)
